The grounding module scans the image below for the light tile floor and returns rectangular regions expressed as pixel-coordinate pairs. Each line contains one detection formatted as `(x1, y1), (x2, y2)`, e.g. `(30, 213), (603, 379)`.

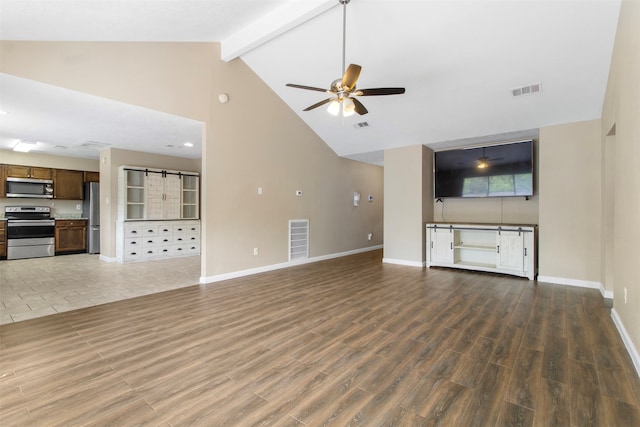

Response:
(0, 254), (201, 325)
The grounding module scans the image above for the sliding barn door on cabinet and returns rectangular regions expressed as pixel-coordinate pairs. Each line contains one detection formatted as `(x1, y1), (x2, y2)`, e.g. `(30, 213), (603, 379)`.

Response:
(119, 167), (199, 221)
(496, 230), (524, 272)
(163, 174), (182, 219)
(145, 172), (165, 219)
(429, 226), (454, 264)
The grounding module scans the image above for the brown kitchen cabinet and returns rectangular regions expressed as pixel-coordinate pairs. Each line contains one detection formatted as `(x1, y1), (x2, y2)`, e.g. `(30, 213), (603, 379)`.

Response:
(0, 165), (6, 198)
(0, 220), (6, 259)
(84, 171), (100, 182)
(54, 169), (84, 200)
(6, 165), (52, 180)
(55, 219), (87, 254)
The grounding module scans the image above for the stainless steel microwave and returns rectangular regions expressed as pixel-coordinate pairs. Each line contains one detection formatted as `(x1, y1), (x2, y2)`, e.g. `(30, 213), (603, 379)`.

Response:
(5, 177), (54, 198)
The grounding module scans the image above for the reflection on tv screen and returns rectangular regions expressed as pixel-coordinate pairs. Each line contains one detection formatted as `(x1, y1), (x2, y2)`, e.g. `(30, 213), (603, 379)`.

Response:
(434, 140), (533, 198)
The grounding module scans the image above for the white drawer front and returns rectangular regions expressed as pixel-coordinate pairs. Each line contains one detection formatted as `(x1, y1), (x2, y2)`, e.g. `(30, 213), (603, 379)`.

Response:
(185, 235), (199, 244)
(159, 236), (172, 245)
(142, 247), (160, 257)
(185, 243), (201, 255)
(124, 238), (142, 251)
(173, 224), (189, 236)
(143, 237), (159, 248)
(159, 225), (173, 236)
(124, 244), (144, 260)
(173, 235), (189, 244)
(142, 225), (159, 236)
(124, 225), (143, 238)
(174, 243), (200, 256)
(185, 224), (200, 234)
(172, 245), (188, 256)
(158, 245), (173, 256)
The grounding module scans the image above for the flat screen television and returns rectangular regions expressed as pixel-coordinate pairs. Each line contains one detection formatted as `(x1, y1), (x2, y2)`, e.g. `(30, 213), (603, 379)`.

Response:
(434, 139), (534, 199)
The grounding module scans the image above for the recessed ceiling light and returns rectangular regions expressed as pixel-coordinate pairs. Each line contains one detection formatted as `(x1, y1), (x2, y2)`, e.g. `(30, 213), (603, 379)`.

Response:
(184, 142), (194, 147)
(13, 141), (37, 152)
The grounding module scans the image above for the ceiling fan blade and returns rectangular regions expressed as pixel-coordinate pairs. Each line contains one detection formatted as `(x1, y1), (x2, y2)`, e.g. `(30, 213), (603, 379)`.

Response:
(341, 64), (362, 91)
(303, 98), (335, 111)
(352, 98), (368, 115)
(286, 83), (330, 93)
(356, 87), (406, 96)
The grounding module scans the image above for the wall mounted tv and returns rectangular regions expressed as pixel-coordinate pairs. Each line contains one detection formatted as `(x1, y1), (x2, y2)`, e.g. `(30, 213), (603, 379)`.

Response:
(434, 139), (534, 199)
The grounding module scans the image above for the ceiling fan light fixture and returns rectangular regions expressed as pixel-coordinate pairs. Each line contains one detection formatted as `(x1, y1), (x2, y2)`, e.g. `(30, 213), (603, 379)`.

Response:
(343, 98), (355, 116)
(476, 155), (490, 169)
(327, 100), (341, 116)
(286, 0), (404, 116)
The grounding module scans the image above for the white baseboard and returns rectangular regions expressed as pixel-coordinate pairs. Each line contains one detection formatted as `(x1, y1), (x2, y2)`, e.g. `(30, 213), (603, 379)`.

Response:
(537, 275), (613, 299)
(99, 255), (117, 263)
(382, 258), (425, 268)
(200, 245), (383, 284)
(611, 308), (640, 379)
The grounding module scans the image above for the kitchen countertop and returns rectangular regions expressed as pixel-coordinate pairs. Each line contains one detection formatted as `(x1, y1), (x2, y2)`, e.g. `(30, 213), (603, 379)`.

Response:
(54, 217), (88, 220)
(0, 216), (87, 220)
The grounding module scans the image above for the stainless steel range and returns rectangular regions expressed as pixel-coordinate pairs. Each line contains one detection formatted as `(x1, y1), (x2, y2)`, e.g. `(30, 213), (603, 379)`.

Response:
(5, 206), (55, 260)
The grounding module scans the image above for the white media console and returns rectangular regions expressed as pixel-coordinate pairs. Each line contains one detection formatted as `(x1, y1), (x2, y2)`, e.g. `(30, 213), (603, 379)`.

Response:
(426, 223), (537, 280)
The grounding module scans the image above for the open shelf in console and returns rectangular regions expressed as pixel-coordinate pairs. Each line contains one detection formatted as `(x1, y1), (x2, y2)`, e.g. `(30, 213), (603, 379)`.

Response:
(453, 228), (498, 267)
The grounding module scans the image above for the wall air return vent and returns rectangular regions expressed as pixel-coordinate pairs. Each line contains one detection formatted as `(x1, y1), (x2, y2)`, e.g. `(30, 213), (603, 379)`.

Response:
(512, 82), (541, 97)
(289, 219), (309, 261)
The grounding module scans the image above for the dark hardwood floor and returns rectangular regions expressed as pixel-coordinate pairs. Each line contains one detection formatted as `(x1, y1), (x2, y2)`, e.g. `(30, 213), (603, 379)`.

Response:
(1, 250), (639, 426)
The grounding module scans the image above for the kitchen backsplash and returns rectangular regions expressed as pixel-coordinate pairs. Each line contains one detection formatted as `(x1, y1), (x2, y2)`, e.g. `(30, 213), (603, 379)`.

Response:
(0, 198), (84, 218)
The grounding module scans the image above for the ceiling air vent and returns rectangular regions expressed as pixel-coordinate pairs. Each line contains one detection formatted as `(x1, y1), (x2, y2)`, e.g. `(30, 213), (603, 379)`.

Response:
(512, 82), (541, 97)
(353, 122), (370, 129)
(81, 141), (111, 149)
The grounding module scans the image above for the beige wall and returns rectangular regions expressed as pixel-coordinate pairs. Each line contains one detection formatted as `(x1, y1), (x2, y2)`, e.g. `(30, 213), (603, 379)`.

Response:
(602, 0), (640, 367)
(538, 119), (602, 283)
(0, 40), (383, 277)
(0, 41), (213, 122)
(204, 51), (383, 276)
(433, 197), (539, 225)
(0, 150), (99, 171)
(383, 145), (433, 265)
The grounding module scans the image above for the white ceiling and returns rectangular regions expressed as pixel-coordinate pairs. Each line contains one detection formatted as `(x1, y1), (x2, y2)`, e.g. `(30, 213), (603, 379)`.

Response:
(0, 0), (622, 165)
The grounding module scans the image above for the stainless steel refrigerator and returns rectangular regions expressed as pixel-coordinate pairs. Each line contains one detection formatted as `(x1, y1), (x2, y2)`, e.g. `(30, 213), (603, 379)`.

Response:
(82, 182), (100, 254)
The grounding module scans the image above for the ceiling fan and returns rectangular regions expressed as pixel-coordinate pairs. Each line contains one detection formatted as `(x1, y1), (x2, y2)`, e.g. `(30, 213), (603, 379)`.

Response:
(474, 146), (503, 169)
(286, 0), (405, 116)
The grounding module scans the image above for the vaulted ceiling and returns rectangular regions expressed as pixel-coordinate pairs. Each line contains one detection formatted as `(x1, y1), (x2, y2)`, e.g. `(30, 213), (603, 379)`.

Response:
(0, 0), (621, 164)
